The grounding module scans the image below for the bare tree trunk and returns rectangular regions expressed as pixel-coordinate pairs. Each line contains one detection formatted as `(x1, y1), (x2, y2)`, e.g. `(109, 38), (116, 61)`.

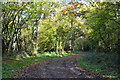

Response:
(56, 41), (59, 54)
(69, 40), (72, 50)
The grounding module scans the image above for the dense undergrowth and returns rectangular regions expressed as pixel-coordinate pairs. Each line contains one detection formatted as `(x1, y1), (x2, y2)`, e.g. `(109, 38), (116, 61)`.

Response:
(78, 52), (119, 78)
(2, 52), (73, 78)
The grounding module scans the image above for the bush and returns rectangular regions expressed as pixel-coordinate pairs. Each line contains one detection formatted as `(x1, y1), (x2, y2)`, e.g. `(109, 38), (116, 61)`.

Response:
(79, 52), (119, 78)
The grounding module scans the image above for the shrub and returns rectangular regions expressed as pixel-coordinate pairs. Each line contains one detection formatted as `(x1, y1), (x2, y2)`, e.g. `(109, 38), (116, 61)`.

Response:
(79, 52), (119, 78)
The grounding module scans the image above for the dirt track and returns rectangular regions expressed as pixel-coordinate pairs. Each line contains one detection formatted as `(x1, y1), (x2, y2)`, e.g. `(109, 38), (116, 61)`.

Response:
(15, 53), (101, 78)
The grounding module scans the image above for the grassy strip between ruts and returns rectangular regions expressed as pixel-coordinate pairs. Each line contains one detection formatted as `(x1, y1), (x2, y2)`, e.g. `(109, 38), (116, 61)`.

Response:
(78, 52), (119, 78)
(2, 52), (73, 78)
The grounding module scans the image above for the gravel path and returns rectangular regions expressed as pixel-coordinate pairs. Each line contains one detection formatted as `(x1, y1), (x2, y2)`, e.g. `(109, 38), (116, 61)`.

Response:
(15, 53), (101, 78)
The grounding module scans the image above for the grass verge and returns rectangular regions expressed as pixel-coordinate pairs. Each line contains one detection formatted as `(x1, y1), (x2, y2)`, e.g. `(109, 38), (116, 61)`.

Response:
(78, 52), (119, 78)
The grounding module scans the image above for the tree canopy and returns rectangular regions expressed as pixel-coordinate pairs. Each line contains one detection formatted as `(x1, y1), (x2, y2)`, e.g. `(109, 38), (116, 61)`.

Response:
(2, 1), (120, 57)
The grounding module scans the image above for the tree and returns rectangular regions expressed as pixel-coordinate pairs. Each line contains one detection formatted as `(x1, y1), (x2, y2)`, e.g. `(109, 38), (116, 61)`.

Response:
(2, 2), (58, 56)
(85, 2), (120, 53)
